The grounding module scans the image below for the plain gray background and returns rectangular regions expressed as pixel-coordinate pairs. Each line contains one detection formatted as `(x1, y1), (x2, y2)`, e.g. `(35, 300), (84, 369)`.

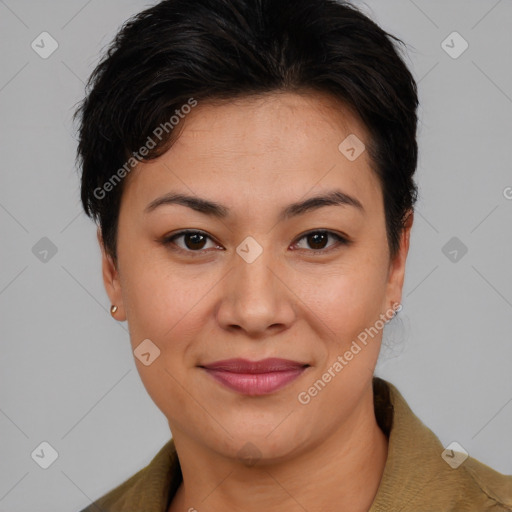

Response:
(1, 0), (511, 510)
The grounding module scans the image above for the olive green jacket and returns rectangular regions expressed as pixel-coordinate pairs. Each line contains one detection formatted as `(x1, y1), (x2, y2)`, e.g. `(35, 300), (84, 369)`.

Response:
(80, 378), (512, 511)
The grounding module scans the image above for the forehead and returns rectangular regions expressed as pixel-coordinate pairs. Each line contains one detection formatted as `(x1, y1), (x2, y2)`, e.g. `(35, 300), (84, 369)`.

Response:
(121, 91), (382, 217)
(171, 91), (366, 160)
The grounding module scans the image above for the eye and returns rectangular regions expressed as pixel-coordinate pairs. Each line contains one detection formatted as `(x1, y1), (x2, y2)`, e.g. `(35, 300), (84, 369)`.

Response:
(292, 230), (349, 253)
(161, 229), (349, 256)
(162, 230), (221, 254)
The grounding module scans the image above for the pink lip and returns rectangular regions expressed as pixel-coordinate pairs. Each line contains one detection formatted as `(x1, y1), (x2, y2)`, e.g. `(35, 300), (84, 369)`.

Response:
(201, 358), (309, 396)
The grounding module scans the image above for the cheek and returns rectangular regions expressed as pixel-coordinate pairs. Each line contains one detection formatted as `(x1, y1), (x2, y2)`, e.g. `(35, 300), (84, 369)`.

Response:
(299, 255), (389, 336)
(119, 256), (205, 421)
(294, 262), (387, 417)
(121, 250), (207, 338)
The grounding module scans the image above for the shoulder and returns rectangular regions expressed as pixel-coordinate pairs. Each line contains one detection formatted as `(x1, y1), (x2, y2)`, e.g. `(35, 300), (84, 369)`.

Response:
(371, 378), (512, 511)
(79, 465), (148, 512)
(459, 456), (512, 510)
(78, 438), (181, 512)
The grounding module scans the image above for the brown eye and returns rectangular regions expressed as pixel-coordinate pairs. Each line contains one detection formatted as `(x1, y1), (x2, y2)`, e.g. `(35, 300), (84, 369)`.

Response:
(306, 232), (328, 250)
(163, 230), (219, 253)
(162, 229), (349, 257)
(181, 232), (207, 250)
(293, 230), (349, 252)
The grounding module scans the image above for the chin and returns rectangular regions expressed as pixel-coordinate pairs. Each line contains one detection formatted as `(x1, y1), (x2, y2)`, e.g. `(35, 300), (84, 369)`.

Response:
(203, 420), (310, 466)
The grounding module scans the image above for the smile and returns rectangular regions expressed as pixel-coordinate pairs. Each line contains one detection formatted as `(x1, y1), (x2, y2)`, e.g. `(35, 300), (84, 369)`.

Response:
(200, 358), (310, 396)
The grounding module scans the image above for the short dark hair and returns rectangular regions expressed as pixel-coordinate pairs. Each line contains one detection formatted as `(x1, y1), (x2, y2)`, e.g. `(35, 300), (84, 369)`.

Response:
(75, 0), (418, 264)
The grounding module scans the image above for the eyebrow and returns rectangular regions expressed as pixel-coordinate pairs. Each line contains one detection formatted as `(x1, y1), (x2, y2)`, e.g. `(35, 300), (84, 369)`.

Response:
(144, 189), (364, 220)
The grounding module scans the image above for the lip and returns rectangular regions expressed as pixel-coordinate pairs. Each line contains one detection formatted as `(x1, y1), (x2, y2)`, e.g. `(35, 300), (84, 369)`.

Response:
(200, 358), (309, 396)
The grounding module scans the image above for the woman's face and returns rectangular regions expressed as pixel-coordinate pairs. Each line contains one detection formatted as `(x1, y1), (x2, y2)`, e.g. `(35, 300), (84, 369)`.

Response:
(101, 91), (411, 462)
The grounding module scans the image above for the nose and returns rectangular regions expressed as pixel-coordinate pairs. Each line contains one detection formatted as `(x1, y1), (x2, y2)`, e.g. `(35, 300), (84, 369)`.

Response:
(215, 246), (296, 338)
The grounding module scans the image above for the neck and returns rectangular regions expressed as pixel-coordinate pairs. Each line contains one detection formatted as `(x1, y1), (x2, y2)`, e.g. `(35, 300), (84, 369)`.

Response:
(169, 384), (388, 512)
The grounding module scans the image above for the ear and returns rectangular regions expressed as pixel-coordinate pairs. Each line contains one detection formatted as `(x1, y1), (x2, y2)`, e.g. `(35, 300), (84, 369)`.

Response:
(97, 227), (126, 321)
(384, 211), (414, 309)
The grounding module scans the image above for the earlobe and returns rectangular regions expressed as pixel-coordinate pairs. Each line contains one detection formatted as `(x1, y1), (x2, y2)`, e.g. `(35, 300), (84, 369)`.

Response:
(97, 227), (126, 321)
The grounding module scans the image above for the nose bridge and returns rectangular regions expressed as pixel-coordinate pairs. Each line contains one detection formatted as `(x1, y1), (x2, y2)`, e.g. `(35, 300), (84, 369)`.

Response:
(233, 237), (279, 307)
(216, 236), (295, 334)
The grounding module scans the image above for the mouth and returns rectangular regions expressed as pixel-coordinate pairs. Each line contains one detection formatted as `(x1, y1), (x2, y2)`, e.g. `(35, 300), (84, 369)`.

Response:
(199, 358), (310, 396)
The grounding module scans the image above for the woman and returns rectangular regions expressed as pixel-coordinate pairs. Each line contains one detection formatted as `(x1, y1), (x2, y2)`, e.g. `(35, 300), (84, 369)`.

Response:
(75, 0), (512, 510)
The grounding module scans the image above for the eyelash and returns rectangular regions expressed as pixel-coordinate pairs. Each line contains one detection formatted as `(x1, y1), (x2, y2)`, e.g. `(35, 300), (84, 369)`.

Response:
(160, 229), (350, 257)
